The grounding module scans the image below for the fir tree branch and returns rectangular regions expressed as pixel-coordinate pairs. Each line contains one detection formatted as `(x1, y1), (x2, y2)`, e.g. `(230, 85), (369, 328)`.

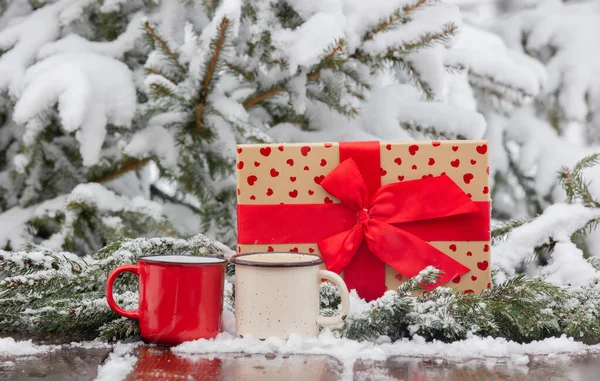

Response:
(94, 157), (152, 184)
(242, 71), (321, 109)
(143, 21), (186, 74)
(559, 153), (600, 208)
(226, 62), (255, 81)
(491, 218), (529, 244)
(196, 17), (230, 132)
(401, 122), (466, 140)
(363, 0), (429, 41)
(400, 24), (458, 52)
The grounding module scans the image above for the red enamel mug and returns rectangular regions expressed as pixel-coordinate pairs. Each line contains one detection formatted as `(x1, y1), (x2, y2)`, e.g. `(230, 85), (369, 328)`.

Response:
(106, 255), (227, 346)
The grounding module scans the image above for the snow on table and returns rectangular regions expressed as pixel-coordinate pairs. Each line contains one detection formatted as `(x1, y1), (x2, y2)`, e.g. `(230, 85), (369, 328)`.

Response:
(172, 331), (600, 381)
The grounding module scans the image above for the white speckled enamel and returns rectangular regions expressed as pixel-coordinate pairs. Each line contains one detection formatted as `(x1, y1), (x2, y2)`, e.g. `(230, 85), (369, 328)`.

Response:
(232, 253), (350, 340)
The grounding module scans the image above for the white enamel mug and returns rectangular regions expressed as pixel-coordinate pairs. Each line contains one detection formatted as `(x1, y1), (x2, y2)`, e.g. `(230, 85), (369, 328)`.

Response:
(230, 252), (350, 339)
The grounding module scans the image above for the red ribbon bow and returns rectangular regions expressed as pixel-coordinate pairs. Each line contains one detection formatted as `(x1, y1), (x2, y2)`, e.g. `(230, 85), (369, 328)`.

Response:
(317, 158), (476, 290)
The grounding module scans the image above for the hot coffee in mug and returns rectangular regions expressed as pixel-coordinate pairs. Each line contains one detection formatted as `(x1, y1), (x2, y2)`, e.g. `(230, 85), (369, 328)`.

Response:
(105, 255), (227, 346)
(230, 252), (350, 339)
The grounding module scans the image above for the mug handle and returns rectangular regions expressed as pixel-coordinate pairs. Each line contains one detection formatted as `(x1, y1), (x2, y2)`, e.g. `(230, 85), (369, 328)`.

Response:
(105, 264), (140, 320)
(316, 270), (350, 327)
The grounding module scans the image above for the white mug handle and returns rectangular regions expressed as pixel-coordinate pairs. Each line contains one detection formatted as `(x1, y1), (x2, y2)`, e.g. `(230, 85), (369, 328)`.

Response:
(316, 269), (350, 326)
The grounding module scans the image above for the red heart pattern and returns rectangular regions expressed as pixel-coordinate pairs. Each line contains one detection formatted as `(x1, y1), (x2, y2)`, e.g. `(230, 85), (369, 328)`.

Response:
(290, 176), (296, 182)
(320, 159), (327, 166)
(237, 161), (244, 170)
(266, 188), (273, 196)
(270, 168), (279, 177)
(247, 175), (258, 186)
(289, 189), (298, 198)
(301, 146), (311, 156)
(286, 159), (294, 166)
(477, 261), (489, 271)
(260, 147), (271, 157)
(451, 159), (460, 168)
(409, 145), (419, 155)
(278, 145), (284, 152)
(476, 144), (487, 154)
(463, 173), (474, 184)
(394, 158), (402, 165)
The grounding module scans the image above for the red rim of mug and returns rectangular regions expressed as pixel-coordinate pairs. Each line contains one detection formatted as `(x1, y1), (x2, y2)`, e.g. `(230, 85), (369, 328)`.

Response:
(137, 255), (227, 266)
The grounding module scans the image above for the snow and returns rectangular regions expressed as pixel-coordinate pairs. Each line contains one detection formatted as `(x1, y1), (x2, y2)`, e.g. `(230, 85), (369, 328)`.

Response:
(493, 203), (600, 283)
(496, 0), (600, 122)
(0, 206), (33, 250)
(174, 331), (599, 380)
(95, 343), (138, 381)
(12, 52), (137, 166)
(360, 84), (486, 140)
(161, 202), (203, 237)
(273, 12), (345, 73)
(38, 13), (145, 59)
(125, 126), (178, 169)
(448, 24), (544, 98)
(0, 0), (79, 94)
(0, 338), (58, 357)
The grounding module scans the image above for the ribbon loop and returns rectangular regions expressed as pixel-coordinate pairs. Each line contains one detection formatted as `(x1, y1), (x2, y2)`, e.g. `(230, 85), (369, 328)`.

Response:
(320, 158), (369, 212)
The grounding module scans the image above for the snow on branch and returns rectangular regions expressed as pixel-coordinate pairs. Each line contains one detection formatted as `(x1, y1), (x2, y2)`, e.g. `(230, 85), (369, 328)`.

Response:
(493, 203), (600, 283)
(12, 53), (137, 166)
(496, 0), (600, 123)
(196, 17), (231, 132)
(38, 13), (145, 60)
(0, 0), (84, 93)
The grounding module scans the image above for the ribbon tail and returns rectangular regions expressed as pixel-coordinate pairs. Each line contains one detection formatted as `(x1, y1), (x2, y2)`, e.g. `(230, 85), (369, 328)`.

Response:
(364, 220), (470, 289)
(317, 225), (364, 274)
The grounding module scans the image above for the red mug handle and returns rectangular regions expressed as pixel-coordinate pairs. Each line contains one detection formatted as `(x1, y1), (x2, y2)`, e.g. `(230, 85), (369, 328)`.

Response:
(106, 265), (140, 319)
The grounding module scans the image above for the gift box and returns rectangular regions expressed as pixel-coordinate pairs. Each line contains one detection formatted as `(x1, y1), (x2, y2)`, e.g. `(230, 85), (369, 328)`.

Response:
(236, 141), (491, 301)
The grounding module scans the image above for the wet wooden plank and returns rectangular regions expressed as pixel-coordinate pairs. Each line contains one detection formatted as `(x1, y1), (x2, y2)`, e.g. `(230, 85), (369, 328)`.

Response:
(0, 346), (111, 381)
(125, 346), (343, 380)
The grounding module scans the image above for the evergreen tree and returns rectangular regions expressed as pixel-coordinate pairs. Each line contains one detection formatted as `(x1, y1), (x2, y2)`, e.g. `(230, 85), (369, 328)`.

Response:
(0, 0), (599, 342)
